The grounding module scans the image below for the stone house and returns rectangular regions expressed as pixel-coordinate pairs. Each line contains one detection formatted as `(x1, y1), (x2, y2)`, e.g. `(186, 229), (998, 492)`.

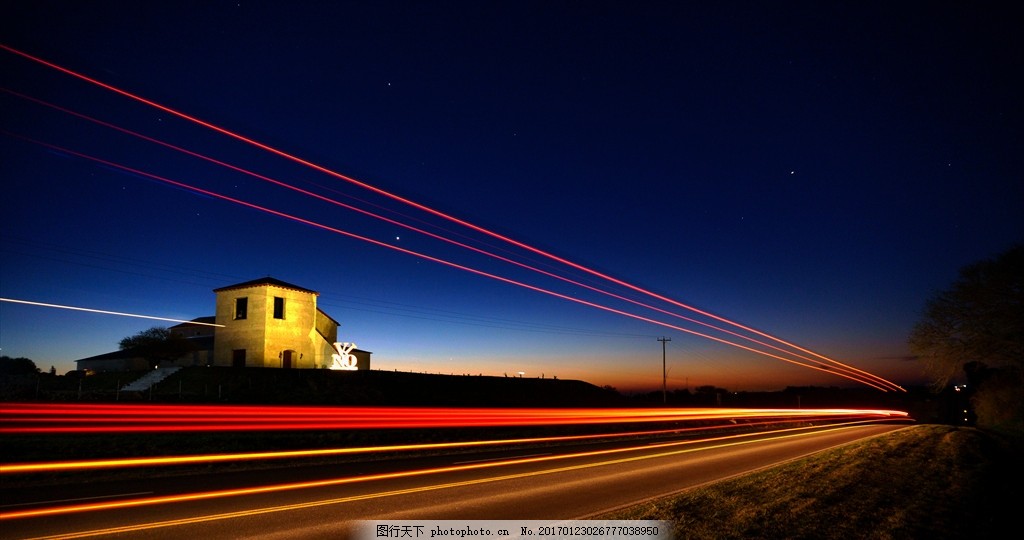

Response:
(75, 277), (371, 372)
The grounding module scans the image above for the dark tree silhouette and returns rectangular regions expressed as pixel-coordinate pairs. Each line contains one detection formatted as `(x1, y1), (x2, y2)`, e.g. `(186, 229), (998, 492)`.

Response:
(910, 244), (1023, 432)
(0, 356), (39, 375)
(909, 244), (1023, 387)
(119, 327), (196, 369)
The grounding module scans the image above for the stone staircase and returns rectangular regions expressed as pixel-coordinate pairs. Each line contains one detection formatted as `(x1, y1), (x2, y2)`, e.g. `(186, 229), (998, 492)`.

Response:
(121, 367), (181, 392)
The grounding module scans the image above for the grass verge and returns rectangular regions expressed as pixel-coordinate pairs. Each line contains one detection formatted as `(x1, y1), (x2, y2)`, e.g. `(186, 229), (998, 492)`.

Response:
(596, 424), (1020, 539)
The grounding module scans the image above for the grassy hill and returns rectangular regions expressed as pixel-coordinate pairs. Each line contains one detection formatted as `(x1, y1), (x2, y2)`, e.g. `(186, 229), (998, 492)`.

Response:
(598, 424), (1021, 539)
(167, 366), (630, 406)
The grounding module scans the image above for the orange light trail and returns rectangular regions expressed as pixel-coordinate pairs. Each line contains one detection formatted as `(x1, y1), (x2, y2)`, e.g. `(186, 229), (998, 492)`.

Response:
(0, 44), (904, 392)
(0, 420), (909, 522)
(1, 415), (893, 474)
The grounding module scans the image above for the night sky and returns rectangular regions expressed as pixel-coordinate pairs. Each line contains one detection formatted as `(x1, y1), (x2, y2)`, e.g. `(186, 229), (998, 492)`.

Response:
(2, 1), (1021, 392)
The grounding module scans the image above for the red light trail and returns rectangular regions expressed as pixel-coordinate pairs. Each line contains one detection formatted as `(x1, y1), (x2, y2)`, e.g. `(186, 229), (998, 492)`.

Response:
(1, 133), (895, 389)
(0, 44), (903, 391)
(0, 404), (911, 527)
(0, 89), (899, 390)
(0, 419), (908, 522)
(0, 402), (908, 435)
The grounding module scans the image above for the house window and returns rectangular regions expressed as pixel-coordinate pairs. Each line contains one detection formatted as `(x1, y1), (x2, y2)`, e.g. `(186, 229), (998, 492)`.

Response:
(273, 297), (285, 319)
(232, 349), (246, 368)
(235, 297), (248, 320)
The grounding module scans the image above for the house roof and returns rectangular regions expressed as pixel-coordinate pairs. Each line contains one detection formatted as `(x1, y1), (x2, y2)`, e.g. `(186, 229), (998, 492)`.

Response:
(76, 348), (141, 363)
(317, 307), (340, 326)
(213, 277), (318, 295)
(169, 316), (217, 328)
(76, 336), (214, 363)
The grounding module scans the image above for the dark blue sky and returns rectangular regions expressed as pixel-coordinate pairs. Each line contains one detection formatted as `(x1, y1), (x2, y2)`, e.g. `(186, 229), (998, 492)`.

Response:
(2, 1), (1021, 391)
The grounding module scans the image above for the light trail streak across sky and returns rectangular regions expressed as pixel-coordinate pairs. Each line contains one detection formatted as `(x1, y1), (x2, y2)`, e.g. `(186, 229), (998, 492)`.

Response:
(0, 89), (902, 390)
(0, 298), (224, 327)
(1, 133), (897, 390)
(0, 44), (905, 392)
(0, 90), (897, 395)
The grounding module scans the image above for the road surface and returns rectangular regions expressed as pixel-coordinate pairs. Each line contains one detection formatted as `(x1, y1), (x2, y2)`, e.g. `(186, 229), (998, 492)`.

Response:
(2, 423), (908, 539)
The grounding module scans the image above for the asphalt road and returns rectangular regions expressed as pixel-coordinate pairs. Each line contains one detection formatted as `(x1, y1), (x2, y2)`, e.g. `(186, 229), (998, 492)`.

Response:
(2, 423), (908, 539)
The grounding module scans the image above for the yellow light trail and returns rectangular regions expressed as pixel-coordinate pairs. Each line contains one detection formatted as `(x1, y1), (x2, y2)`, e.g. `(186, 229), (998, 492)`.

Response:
(0, 429), (659, 474)
(2, 419), (907, 523)
(1, 418), (856, 474)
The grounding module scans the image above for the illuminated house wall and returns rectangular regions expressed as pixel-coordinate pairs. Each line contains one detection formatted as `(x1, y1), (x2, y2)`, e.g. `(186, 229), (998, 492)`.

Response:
(212, 277), (369, 370)
(76, 277), (371, 372)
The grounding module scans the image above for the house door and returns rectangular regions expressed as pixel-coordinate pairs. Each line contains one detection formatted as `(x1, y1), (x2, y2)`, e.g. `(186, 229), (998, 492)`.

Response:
(232, 349), (246, 368)
(282, 350), (293, 369)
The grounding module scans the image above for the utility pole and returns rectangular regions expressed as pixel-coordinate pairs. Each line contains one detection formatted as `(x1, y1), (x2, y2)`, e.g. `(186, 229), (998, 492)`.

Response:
(658, 337), (671, 404)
